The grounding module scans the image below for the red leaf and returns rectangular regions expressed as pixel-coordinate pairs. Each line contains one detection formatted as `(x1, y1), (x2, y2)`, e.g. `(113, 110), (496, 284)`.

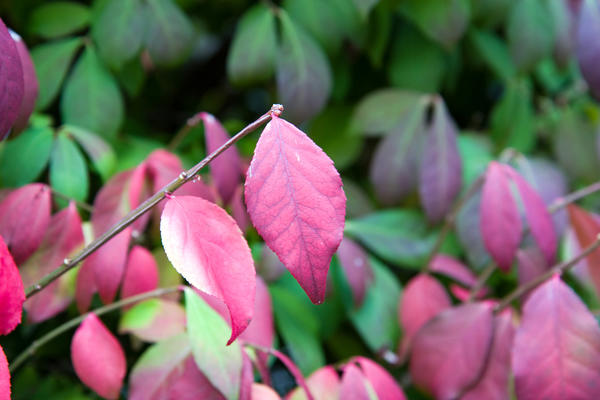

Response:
(410, 302), (494, 399)
(75, 259), (97, 313)
(336, 237), (374, 307)
(429, 254), (478, 288)
(0, 183), (51, 264)
(287, 366), (339, 400)
(0, 18), (23, 139)
(353, 357), (407, 400)
(11, 31), (38, 134)
(160, 196), (255, 344)
(480, 162), (522, 272)
(0, 235), (24, 335)
(71, 313), (126, 399)
(399, 274), (451, 352)
(244, 116), (346, 303)
(121, 246), (159, 302)
(512, 277), (600, 399)
(0, 346), (9, 400)
(339, 364), (373, 400)
(21, 202), (84, 322)
(568, 204), (600, 296)
(462, 310), (515, 400)
(201, 112), (242, 204)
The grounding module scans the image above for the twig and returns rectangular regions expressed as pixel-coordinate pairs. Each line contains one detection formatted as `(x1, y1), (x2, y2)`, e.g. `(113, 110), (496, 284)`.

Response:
(25, 105), (282, 299)
(9, 286), (182, 372)
(167, 112), (204, 151)
(548, 180), (600, 213)
(493, 234), (600, 314)
(50, 189), (94, 213)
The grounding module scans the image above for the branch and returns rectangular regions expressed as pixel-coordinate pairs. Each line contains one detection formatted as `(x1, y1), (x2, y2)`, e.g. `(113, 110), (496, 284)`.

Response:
(548, 180), (600, 213)
(25, 105), (283, 299)
(9, 286), (182, 373)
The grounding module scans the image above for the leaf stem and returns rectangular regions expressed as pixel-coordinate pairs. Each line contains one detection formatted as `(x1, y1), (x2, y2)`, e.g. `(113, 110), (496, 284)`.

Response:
(9, 286), (182, 373)
(50, 189), (94, 213)
(167, 112), (204, 151)
(25, 105), (282, 299)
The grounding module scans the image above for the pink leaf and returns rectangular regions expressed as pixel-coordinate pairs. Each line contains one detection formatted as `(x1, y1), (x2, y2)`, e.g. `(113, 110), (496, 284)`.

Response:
(245, 116), (346, 303)
(161, 195), (255, 344)
(269, 349), (314, 400)
(75, 259), (97, 313)
(287, 366), (340, 400)
(419, 97), (462, 223)
(462, 310), (515, 400)
(399, 274), (451, 352)
(11, 31), (38, 134)
(505, 166), (557, 265)
(231, 185), (251, 232)
(71, 313), (126, 400)
(21, 202), (84, 322)
(0, 18), (23, 139)
(121, 246), (159, 303)
(239, 350), (254, 400)
(339, 364), (373, 400)
(512, 277), (600, 399)
(480, 162), (521, 272)
(252, 384), (280, 400)
(0, 235), (24, 335)
(0, 346), (9, 400)
(410, 302), (494, 399)
(0, 183), (51, 264)
(353, 357), (407, 400)
(429, 254), (478, 288)
(516, 247), (549, 288)
(201, 112), (242, 204)
(169, 356), (226, 400)
(336, 237), (374, 307)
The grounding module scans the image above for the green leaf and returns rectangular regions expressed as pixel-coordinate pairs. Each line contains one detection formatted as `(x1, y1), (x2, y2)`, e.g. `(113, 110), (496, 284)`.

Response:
(353, 0), (380, 18)
(64, 125), (116, 181)
(49, 133), (89, 204)
(345, 209), (438, 268)
(490, 79), (535, 152)
(471, 0), (512, 28)
(144, 0), (195, 67)
(365, 2), (392, 68)
(227, 4), (276, 86)
(115, 58), (147, 97)
(399, 0), (471, 49)
(29, 2), (90, 39)
(276, 10), (332, 123)
(31, 37), (83, 110)
(184, 288), (242, 400)
(92, 0), (145, 68)
(457, 133), (493, 188)
(270, 285), (325, 375)
(388, 23), (447, 93)
(0, 126), (53, 188)
(61, 46), (124, 140)
(467, 29), (515, 81)
(308, 106), (362, 169)
(119, 299), (186, 342)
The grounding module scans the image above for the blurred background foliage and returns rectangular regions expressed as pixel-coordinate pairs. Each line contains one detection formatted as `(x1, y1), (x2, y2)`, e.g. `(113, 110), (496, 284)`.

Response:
(1, 0), (599, 398)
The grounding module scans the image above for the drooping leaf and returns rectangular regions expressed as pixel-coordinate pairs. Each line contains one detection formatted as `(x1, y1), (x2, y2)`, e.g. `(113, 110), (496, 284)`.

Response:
(66, 125), (116, 181)
(11, 32), (39, 134)
(49, 132), (89, 203)
(0, 18), (24, 139)
(352, 357), (407, 400)
(480, 162), (521, 272)
(336, 237), (373, 307)
(429, 254), (478, 288)
(512, 277), (600, 399)
(21, 202), (83, 323)
(29, 2), (89, 39)
(410, 302), (494, 399)
(244, 116), (345, 303)
(577, 0), (600, 99)
(0, 346), (9, 399)
(276, 11), (332, 123)
(31, 37), (82, 110)
(287, 366), (340, 400)
(61, 46), (124, 140)
(419, 97), (462, 223)
(121, 246), (159, 302)
(0, 183), (51, 264)
(0, 125), (53, 187)
(162, 196), (255, 343)
(568, 204), (600, 297)
(119, 299), (185, 342)
(0, 235), (25, 335)
(92, 0), (145, 68)
(227, 4), (276, 86)
(339, 364), (376, 400)
(184, 288), (243, 400)
(144, 0), (194, 67)
(71, 313), (126, 399)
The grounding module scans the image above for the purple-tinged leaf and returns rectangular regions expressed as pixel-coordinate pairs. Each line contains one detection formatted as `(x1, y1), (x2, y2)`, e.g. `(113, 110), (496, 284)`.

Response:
(0, 183), (51, 264)
(419, 97), (462, 223)
(462, 310), (515, 400)
(352, 357), (407, 400)
(456, 192), (491, 268)
(121, 246), (159, 303)
(71, 313), (126, 399)
(170, 356), (226, 400)
(0, 235), (25, 335)
(287, 366), (340, 400)
(119, 299), (185, 342)
(429, 254), (478, 288)
(410, 302), (494, 399)
(512, 277), (600, 399)
(336, 237), (373, 307)
(0, 18), (24, 139)
(75, 258), (97, 313)
(480, 162), (521, 272)
(516, 247), (549, 289)
(245, 116), (345, 304)
(11, 31), (38, 134)
(162, 196), (255, 343)
(577, 0), (600, 100)
(339, 364), (374, 400)
(239, 350), (253, 400)
(21, 202), (83, 322)
(201, 112), (242, 204)
(0, 346), (9, 399)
